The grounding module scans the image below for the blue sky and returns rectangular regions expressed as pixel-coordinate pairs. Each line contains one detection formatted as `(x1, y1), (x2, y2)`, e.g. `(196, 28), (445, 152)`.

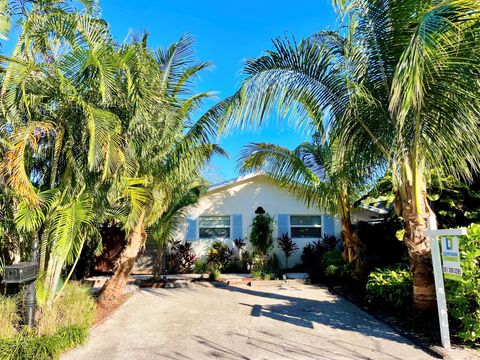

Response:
(100, 0), (338, 182)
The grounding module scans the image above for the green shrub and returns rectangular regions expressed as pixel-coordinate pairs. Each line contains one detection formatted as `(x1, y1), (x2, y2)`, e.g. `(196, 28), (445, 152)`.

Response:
(251, 270), (263, 279)
(262, 273), (271, 280)
(209, 268), (221, 281)
(0, 294), (19, 339)
(193, 260), (208, 274)
(324, 264), (339, 277)
(321, 250), (344, 268)
(366, 266), (412, 309)
(446, 224), (480, 343)
(0, 325), (89, 360)
(207, 241), (234, 271)
(249, 213), (273, 256)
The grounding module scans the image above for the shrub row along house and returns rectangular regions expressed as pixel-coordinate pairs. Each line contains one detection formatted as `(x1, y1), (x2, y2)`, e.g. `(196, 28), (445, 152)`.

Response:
(170, 173), (381, 268)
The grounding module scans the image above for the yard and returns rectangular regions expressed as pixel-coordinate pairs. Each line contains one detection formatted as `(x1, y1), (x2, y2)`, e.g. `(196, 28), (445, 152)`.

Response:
(62, 283), (438, 360)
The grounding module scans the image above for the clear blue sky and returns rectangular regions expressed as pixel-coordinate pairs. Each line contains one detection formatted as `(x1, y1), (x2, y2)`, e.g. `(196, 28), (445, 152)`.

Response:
(100, 0), (338, 182)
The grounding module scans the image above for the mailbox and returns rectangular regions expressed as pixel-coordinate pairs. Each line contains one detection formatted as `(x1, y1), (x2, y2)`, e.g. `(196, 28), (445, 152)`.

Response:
(2, 262), (38, 284)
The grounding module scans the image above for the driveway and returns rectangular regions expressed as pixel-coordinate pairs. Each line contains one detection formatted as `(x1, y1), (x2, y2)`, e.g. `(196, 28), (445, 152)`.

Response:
(63, 283), (436, 360)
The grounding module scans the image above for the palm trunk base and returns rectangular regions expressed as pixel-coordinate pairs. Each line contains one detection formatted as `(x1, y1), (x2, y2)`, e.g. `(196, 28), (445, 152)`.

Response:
(411, 253), (436, 311)
(98, 257), (136, 301)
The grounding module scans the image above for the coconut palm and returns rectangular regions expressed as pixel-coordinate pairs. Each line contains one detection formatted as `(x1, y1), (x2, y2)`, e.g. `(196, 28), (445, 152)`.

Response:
(224, 0), (480, 309)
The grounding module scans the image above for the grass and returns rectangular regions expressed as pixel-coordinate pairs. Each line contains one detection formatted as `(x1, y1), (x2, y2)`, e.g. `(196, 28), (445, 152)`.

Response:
(0, 282), (95, 359)
(0, 294), (20, 339)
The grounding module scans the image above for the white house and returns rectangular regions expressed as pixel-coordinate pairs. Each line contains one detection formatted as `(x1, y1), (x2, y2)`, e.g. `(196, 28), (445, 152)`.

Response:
(173, 173), (343, 268)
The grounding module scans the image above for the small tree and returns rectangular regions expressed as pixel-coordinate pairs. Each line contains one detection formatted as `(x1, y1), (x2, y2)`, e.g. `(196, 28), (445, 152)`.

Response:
(277, 233), (299, 270)
(249, 213), (273, 257)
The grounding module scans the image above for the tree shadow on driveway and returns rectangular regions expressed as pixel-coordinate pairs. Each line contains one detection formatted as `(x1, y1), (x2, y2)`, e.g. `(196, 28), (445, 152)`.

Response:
(218, 285), (414, 344)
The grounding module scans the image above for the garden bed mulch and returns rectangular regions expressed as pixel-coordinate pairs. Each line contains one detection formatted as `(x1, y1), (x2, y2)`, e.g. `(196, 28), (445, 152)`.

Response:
(325, 280), (479, 359)
(94, 290), (137, 326)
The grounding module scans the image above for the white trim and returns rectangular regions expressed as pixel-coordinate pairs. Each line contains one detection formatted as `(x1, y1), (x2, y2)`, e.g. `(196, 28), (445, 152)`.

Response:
(207, 172), (263, 193)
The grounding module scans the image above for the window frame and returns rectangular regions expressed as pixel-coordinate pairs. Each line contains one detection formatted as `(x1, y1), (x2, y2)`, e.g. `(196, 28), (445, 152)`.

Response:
(289, 215), (322, 239)
(198, 215), (231, 240)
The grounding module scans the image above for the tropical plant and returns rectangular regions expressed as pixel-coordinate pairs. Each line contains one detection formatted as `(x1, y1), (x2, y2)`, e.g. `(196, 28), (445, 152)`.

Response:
(276, 233), (298, 270)
(233, 238), (246, 255)
(206, 241), (234, 271)
(224, 0), (480, 310)
(97, 34), (225, 300)
(366, 266), (413, 309)
(446, 224), (480, 343)
(0, 0), (113, 305)
(240, 136), (364, 269)
(249, 213), (273, 257)
(150, 183), (205, 280)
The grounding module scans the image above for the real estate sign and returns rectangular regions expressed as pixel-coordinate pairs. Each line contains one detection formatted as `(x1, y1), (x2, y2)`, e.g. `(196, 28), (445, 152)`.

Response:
(440, 236), (462, 281)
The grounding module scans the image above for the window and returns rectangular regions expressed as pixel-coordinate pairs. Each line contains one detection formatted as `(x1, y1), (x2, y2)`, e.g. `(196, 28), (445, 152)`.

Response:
(290, 215), (322, 238)
(199, 216), (230, 239)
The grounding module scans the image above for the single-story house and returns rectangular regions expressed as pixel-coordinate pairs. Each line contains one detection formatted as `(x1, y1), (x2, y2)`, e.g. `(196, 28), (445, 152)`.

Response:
(173, 173), (384, 268)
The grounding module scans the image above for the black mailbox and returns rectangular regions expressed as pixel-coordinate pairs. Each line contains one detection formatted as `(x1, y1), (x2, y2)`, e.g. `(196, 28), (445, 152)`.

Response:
(2, 262), (38, 284)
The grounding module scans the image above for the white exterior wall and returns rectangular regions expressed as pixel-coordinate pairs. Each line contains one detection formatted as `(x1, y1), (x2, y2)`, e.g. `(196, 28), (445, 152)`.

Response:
(174, 174), (341, 268)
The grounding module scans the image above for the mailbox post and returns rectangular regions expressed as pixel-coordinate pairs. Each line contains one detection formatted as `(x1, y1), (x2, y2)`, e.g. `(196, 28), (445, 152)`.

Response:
(2, 236), (39, 327)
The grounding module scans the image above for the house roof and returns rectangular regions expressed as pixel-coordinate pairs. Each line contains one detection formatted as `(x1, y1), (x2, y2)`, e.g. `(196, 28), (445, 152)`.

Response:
(207, 172), (263, 193)
(206, 172), (388, 217)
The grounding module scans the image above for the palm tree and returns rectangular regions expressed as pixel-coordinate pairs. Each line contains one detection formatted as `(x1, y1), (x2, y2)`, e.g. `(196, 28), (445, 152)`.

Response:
(0, 0), (123, 304)
(224, 1), (480, 309)
(150, 182), (205, 280)
(239, 135), (364, 271)
(98, 35), (226, 301)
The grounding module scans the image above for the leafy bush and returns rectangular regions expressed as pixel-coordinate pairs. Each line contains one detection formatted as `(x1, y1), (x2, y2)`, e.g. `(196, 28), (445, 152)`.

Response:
(207, 241), (235, 271)
(277, 233), (298, 270)
(302, 237), (343, 282)
(366, 266), (412, 309)
(0, 326), (88, 360)
(166, 240), (197, 273)
(446, 224), (480, 343)
(249, 213), (273, 256)
(251, 270), (263, 279)
(321, 250), (344, 268)
(209, 268), (221, 281)
(0, 294), (19, 339)
(193, 260), (208, 274)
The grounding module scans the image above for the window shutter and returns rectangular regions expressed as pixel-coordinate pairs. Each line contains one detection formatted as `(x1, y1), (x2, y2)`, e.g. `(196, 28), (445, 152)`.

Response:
(277, 214), (290, 237)
(186, 218), (197, 241)
(231, 214), (243, 240)
(323, 215), (335, 236)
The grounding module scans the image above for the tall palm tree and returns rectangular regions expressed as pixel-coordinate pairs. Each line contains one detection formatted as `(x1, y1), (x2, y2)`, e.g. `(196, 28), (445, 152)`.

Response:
(0, 0), (123, 304)
(223, 0), (480, 310)
(98, 35), (225, 301)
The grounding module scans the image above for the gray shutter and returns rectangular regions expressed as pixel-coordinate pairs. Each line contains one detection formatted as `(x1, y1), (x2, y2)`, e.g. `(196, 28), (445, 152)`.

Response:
(231, 214), (243, 240)
(323, 214), (335, 236)
(277, 214), (290, 237)
(186, 218), (197, 241)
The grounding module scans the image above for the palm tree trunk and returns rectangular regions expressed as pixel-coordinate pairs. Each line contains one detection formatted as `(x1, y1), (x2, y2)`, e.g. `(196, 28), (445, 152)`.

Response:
(398, 159), (435, 311)
(338, 187), (361, 263)
(99, 213), (147, 301)
(154, 243), (166, 281)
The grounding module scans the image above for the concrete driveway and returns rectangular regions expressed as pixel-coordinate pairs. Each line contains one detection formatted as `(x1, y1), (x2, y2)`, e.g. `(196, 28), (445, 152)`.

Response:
(63, 283), (436, 360)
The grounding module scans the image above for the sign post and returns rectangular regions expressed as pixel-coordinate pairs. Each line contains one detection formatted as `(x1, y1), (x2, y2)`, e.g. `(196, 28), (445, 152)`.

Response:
(425, 216), (467, 349)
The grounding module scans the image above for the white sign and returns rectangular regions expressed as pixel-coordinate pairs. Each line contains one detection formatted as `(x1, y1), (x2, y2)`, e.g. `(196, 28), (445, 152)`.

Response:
(441, 236), (462, 281)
